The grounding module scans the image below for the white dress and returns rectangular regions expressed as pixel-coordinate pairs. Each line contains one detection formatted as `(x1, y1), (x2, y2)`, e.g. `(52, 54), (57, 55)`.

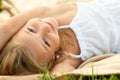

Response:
(59, 0), (120, 61)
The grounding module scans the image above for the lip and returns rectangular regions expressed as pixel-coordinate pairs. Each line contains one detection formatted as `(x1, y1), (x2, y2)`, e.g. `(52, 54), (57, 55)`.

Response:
(45, 22), (55, 31)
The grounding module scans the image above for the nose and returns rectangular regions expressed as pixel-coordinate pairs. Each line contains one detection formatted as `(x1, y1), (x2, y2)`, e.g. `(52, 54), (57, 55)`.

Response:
(34, 18), (56, 35)
(39, 22), (52, 35)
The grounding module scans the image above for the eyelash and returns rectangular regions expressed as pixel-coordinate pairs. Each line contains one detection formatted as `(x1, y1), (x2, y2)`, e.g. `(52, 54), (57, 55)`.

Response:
(44, 39), (50, 47)
(27, 27), (36, 33)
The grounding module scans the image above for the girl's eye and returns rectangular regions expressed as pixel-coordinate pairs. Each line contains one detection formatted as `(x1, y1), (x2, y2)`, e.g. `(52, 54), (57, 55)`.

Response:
(44, 39), (50, 47)
(27, 27), (36, 33)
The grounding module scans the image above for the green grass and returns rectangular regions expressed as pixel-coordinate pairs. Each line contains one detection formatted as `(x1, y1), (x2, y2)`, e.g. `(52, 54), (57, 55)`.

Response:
(38, 73), (120, 80)
(37, 69), (120, 80)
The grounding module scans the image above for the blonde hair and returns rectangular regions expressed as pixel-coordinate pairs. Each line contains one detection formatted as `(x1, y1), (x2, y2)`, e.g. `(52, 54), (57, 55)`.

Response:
(0, 41), (45, 75)
(54, 29), (74, 63)
(58, 29), (74, 52)
(0, 29), (73, 75)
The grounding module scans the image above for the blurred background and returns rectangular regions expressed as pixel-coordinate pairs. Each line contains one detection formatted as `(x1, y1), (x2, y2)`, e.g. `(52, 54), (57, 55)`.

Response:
(0, 0), (90, 22)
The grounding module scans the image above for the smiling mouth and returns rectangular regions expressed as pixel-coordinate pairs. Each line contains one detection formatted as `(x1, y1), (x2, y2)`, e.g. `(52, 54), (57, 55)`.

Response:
(45, 22), (55, 31)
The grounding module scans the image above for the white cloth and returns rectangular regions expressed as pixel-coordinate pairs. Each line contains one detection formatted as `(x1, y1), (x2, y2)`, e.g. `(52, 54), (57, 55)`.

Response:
(59, 0), (120, 61)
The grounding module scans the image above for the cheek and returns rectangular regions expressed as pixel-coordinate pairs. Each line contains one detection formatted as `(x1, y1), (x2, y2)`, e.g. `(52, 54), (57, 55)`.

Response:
(54, 36), (60, 50)
(35, 51), (54, 65)
(52, 35), (60, 46)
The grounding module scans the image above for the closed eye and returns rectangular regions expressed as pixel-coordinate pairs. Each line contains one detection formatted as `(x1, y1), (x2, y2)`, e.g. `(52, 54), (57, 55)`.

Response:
(44, 39), (50, 47)
(27, 27), (36, 33)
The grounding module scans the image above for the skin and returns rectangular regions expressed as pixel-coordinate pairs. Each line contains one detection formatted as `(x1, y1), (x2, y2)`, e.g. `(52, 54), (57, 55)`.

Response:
(11, 17), (60, 65)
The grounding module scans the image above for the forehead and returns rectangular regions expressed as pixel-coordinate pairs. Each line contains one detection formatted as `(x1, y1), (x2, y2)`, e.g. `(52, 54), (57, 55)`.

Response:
(12, 29), (51, 57)
(11, 32), (49, 62)
(11, 30), (41, 53)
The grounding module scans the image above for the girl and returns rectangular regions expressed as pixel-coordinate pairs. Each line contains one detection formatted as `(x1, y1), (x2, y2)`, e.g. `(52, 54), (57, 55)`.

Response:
(0, 0), (120, 76)
(0, 1), (82, 75)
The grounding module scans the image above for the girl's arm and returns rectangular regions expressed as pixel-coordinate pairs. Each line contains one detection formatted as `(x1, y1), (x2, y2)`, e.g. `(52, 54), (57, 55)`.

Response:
(0, 3), (76, 51)
(0, 6), (49, 50)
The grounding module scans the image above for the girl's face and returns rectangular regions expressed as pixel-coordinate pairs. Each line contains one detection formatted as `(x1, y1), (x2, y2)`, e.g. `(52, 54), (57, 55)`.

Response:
(12, 17), (60, 65)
